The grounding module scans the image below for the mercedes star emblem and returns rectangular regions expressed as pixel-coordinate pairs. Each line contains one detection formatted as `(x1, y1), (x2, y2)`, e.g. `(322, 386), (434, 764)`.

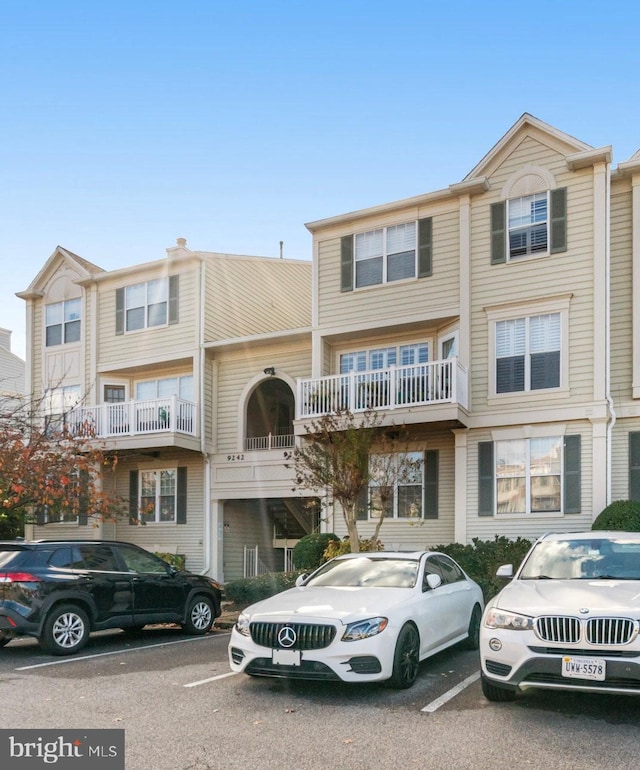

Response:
(277, 626), (297, 648)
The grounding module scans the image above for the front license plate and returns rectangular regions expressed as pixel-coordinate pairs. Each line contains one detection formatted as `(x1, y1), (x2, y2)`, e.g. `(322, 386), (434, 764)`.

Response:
(562, 656), (606, 681)
(272, 649), (301, 666)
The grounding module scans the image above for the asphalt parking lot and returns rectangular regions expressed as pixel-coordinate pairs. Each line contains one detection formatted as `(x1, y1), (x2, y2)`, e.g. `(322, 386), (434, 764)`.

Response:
(0, 626), (639, 770)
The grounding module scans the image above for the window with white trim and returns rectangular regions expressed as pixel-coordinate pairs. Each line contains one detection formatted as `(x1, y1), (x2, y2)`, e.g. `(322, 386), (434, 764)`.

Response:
(496, 313), (560, 393)
(125, 278), (168, 331)
(45, 299), (81, 347)
(368, 452), (424, 519)
(139, 469), (177, 523)
(508, 193), (548, 258)
(355, 222), (416, 288)
(340, 343), (429, 373)
(135, 375), (194, 401)
(496, 437), (562, 514)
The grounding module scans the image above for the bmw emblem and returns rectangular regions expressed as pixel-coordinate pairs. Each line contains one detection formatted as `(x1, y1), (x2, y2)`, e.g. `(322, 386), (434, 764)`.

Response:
(579, 608), (590, 614)
(277, 626), (297, 648)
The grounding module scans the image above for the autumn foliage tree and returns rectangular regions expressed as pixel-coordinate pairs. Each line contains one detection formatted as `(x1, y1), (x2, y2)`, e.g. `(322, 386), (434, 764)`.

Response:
(0, 395), (123, 539)
(290, 409), (418, 553)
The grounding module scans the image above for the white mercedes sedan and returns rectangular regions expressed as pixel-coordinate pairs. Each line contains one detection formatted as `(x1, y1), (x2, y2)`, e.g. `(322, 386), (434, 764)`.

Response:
(228, 550), (484, 688)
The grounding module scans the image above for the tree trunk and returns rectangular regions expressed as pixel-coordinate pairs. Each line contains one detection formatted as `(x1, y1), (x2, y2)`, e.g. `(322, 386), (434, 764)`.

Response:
(343, 504), (360, 553)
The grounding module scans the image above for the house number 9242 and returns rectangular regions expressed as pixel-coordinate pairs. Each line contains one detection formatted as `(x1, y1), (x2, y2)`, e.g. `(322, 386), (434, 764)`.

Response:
(227, 454), (245, 461)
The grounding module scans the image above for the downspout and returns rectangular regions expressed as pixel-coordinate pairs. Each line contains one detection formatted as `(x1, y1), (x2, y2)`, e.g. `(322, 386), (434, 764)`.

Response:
(605, 160), (615, 506)
(199, 257), (212, 576)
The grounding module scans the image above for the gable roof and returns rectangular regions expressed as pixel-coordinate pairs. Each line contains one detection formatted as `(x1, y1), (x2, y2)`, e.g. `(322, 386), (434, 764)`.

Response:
(17, 246), (105, 299)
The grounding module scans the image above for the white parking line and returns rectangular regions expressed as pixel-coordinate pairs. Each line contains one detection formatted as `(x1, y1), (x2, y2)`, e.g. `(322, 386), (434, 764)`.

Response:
(15, 633), (229, 671)
(184, 671), (238, 687)
(421, 671), (480, 713)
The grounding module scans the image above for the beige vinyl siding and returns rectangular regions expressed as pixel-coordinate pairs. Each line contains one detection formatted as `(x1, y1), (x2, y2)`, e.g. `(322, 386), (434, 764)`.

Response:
(202, 257), (311, 342)
(611, 420), (632, 502)
(465, 424), (594, 543)
(97, 264), (200, 369)
(609, 181), (633, 401)
(112, 454), (206, 573)
(213, 341), (311, 453)
(469, 145), (597, 416)
(316, 206), (460, 330)
(329, 435), (455, 549)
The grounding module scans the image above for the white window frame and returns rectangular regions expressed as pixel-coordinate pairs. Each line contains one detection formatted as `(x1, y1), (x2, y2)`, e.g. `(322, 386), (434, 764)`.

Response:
(494, 435), (563, 516)
(135, 375), (194, 401)
(139, 468), (177, 524)
(340, 342), (430, 374)
(507, 192), (549, 260)
(354, 221), (417, 288)
(125, 278), (169, 332)
(45, 298), (82, 347)
(486, 295), (571, 401)
(368, 452), (424, 520)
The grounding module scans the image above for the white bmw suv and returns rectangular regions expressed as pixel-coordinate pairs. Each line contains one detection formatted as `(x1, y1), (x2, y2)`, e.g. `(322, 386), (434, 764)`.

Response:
(480, 531), (640, 701)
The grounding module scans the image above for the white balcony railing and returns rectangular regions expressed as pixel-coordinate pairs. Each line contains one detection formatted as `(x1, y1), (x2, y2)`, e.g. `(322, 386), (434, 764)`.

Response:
(65, 396), (197, 438)
(244, 432), (295, 451)
(296, 358), (468, 419)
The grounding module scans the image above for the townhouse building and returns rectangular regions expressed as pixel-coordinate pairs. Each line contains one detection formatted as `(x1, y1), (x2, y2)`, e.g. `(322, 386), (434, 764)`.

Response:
(17, 113), (640, 582)
(19, 241), (313, 580)
(301, 113), (639, 550)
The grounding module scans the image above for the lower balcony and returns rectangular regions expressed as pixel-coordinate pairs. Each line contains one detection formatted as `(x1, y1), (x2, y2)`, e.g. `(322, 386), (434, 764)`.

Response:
(296, 358), (468, 419)
(66, 396), (197, 438)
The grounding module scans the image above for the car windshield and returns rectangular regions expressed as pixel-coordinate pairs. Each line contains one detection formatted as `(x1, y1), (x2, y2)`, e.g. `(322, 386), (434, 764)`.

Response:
(306, 556), (419, 588)
(519, 537), (640, 580)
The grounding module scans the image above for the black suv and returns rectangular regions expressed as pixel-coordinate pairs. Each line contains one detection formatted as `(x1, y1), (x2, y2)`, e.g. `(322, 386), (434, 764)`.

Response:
(0, 539), (222, 655)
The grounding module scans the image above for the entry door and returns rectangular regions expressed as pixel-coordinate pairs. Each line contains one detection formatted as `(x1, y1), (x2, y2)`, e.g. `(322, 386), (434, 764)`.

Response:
(104, 384), (128, 435)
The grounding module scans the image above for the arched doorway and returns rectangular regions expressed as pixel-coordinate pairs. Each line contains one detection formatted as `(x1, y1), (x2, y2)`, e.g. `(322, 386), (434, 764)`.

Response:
(245, 378), (295, 450)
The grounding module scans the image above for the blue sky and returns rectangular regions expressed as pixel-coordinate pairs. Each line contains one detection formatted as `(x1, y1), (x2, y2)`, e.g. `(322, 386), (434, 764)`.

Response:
(2, 0), (639, 360)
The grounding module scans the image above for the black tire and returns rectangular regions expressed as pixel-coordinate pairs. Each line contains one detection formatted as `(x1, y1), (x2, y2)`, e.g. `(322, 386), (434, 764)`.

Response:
(182, 595), (215, 635)
(388, 623), (420, 689)
(461, 604), (482, 650)
(40, 604), (90, 655)
(481, 672), (517, 702)
(0, 634), (11, 648)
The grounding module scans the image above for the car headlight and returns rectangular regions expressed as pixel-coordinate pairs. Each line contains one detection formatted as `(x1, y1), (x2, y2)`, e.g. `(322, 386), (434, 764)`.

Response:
(235, 613), (251, 637)
(484, 608), (533, 631)
(342, 617), (388, 641)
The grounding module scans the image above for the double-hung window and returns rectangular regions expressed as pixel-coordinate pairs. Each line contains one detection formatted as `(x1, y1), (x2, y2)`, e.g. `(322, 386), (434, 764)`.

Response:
(354, 222), (416, 287)
(139, 469), (177, 523)
(495, 437), (562, 514)
(45, 299), (81, 347)
(368, 452), (424, 519)
(125, 279), (168, 331)
(491, 187), (566, 264)
(508, 193), (548, 258)
(496, 313), (560, 393)
(116, 275), (179, 334)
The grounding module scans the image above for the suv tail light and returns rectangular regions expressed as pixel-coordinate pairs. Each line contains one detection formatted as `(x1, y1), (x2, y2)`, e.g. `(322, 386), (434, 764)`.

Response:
(0, 573), (43, 583)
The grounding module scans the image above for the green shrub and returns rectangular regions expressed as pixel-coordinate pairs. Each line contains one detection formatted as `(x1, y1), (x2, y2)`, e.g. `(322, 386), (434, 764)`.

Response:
(223, 571), (304, 606)
(592, 500), (640, 531)
(155, 552), (186, 571)
(433, 536), (533, 601)
(323, 538), (384, 560)
(292, 532), (339, 570)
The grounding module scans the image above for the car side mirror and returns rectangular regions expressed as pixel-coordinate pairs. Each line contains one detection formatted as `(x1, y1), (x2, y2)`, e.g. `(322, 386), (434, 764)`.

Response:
(496, 564), (514, 579)
(425, 573), (442, 591)
(295, 573), (308, 587)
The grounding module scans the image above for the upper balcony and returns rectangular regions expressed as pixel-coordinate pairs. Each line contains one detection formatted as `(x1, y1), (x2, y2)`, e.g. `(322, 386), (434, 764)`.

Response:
(65, 396), (199, 451)
(296, 358), (469, 426)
